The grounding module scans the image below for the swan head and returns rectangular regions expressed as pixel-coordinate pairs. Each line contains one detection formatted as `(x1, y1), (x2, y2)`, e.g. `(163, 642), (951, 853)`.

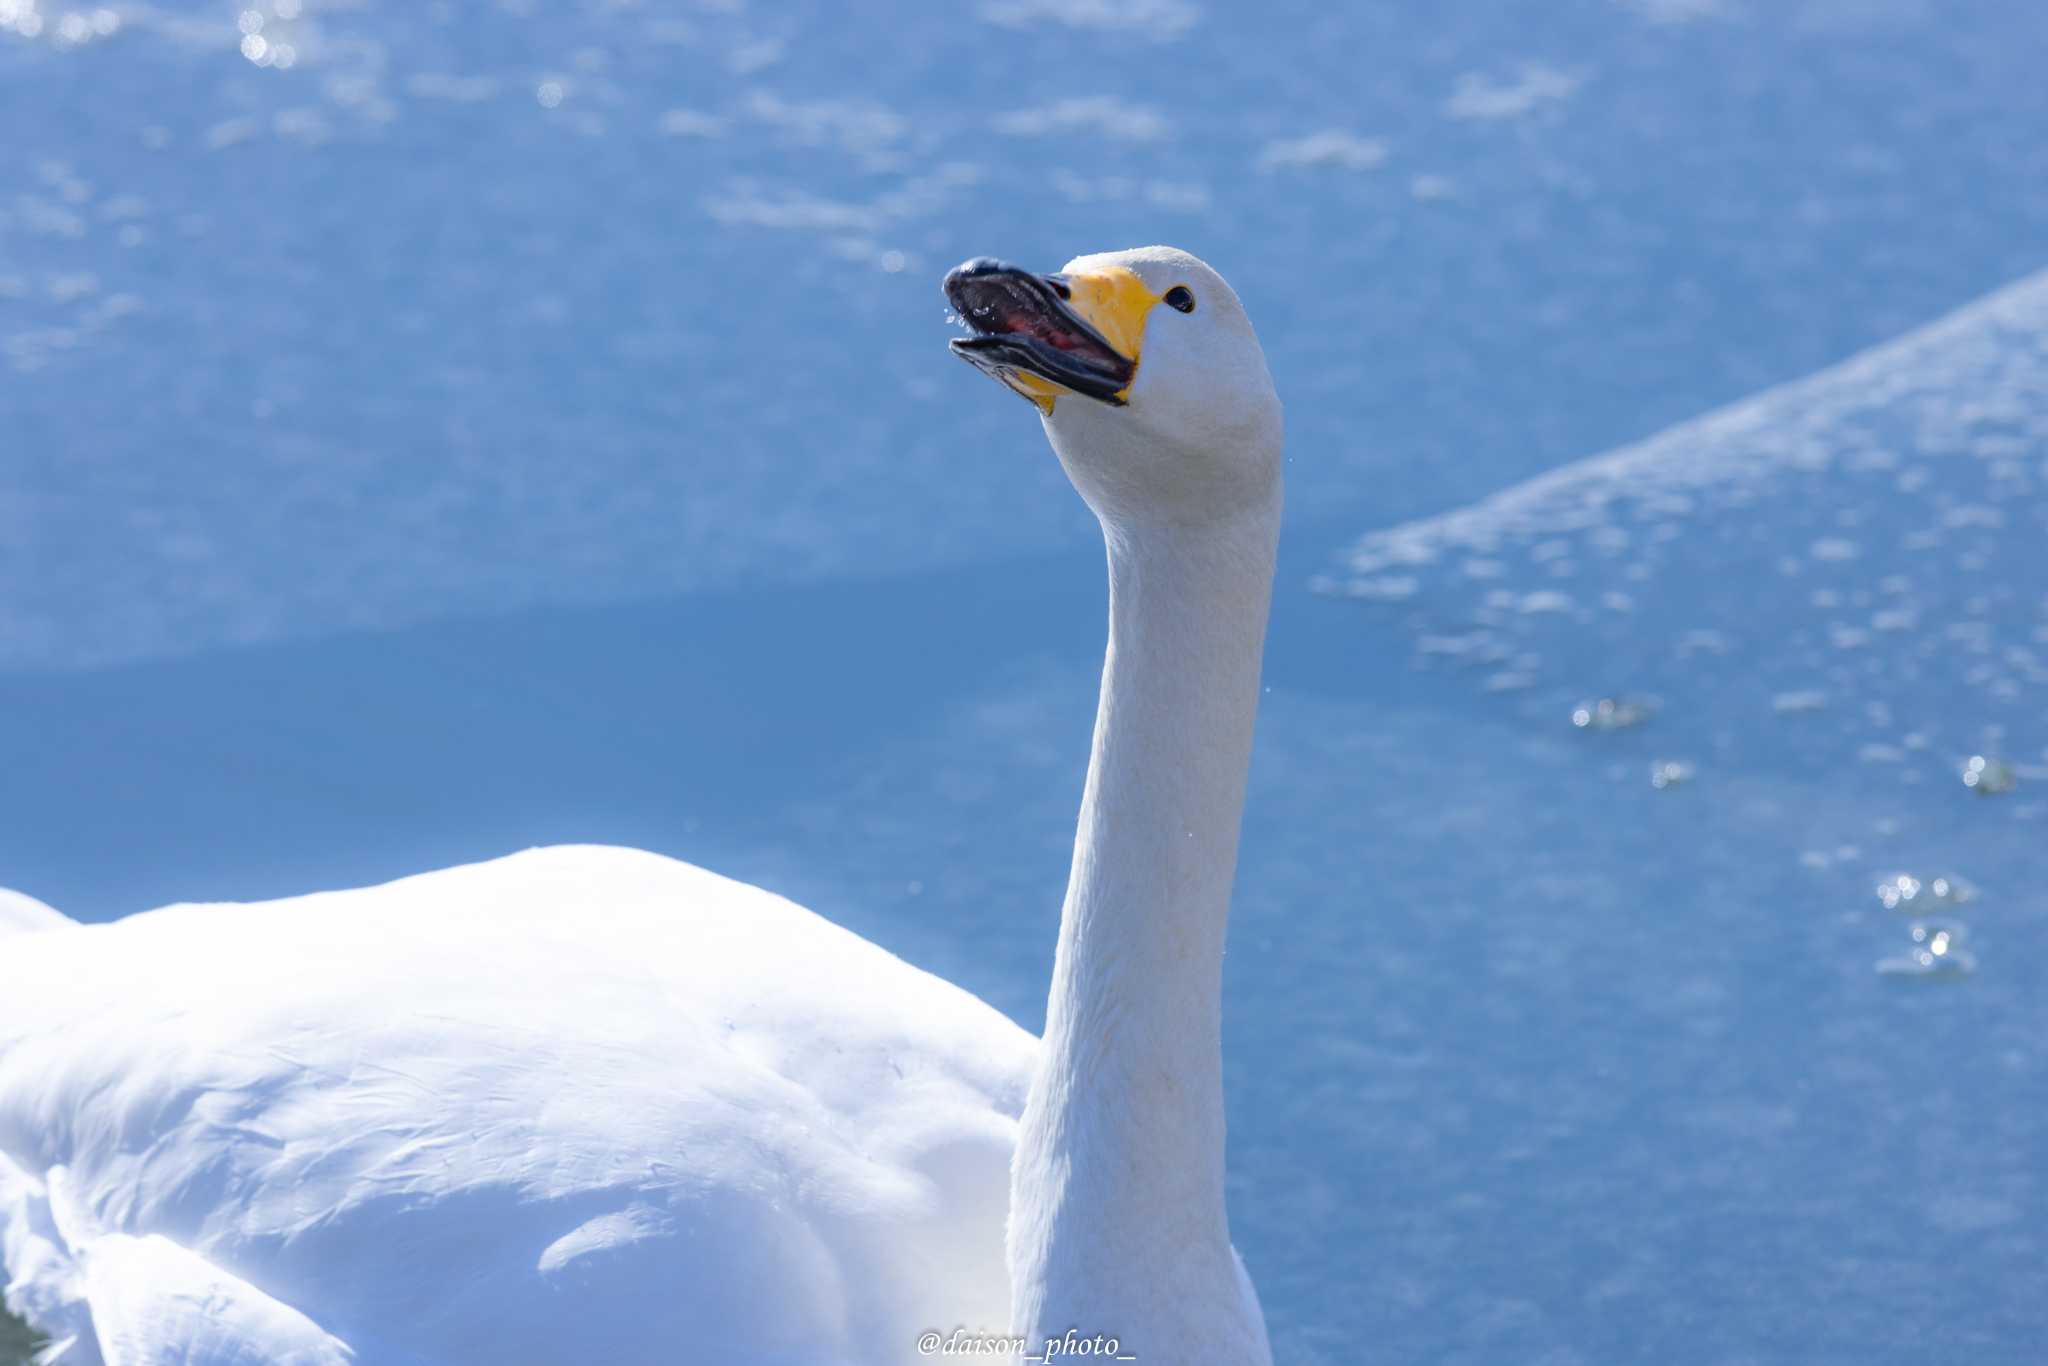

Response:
(945, 246), (1281, 526)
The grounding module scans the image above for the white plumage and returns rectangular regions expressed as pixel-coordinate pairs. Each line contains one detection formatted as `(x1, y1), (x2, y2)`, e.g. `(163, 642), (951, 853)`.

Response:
(1, 847), (1030, 1363)
(0, 892), (67, 938)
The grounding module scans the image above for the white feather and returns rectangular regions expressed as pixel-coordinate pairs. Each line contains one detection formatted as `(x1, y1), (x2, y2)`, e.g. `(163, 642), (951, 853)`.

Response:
(0, 847), (1030, 1363)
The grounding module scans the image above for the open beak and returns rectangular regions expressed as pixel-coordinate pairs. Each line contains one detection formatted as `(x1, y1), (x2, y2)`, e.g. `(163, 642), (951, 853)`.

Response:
(943, 257), (1159, 414)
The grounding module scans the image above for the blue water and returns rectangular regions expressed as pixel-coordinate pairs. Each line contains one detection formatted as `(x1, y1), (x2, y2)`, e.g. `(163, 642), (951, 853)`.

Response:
(5, 2), (2048, 1361)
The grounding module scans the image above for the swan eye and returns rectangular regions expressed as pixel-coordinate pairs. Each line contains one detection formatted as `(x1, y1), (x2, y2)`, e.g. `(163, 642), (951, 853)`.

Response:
(1163, 286), (1196, 314)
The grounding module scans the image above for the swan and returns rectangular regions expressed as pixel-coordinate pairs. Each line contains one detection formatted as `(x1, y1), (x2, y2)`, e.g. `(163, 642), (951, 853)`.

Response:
(0, 244), (1284, 1365)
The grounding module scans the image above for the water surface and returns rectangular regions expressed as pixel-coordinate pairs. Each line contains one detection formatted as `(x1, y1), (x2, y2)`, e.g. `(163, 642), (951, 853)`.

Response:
(5, 2), (2048, 1361)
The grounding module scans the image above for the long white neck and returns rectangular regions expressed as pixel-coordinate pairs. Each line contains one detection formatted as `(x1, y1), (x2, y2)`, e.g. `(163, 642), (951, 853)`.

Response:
(1007, 490), (1280, 1365)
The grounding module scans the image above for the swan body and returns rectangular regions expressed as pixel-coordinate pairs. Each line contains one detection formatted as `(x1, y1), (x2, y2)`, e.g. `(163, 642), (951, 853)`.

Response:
(2, 245), (1285, 1364)
(0, 848), (1030, 1363)
(0, 891), (68, 937)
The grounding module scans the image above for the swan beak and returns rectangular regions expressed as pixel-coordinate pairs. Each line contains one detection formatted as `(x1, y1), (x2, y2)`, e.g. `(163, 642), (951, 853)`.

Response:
(943, 258), (1160, 415)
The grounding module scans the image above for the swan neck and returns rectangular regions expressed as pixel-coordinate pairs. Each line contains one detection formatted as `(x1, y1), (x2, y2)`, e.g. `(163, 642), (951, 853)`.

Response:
(1009, 490), (1279, 1353)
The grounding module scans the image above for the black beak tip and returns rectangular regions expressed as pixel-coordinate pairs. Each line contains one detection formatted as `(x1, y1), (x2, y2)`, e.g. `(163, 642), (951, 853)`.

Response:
(941, 255), (1130, 406)
(951, 256), (1016, 277)
(942, 256), (1018, 295)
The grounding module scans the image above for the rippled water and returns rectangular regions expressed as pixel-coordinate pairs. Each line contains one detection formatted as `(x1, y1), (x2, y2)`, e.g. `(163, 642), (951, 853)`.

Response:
(8, 0), (2048, 670)
(6, 2), (2048, 1363)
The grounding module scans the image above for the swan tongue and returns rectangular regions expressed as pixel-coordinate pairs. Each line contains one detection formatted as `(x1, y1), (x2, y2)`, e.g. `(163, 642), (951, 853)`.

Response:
(943, 258), (1137, 413)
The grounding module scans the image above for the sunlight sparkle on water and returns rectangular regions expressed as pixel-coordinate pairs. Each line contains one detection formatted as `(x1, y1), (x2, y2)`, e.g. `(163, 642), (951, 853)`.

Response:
(1962, 755), (2017, 795)
(1876, 873), (1978, 912)
(1570, 697), (1656, 732)
(1877, 919), (1978, 978)
(1649, 759), (1694, 790)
